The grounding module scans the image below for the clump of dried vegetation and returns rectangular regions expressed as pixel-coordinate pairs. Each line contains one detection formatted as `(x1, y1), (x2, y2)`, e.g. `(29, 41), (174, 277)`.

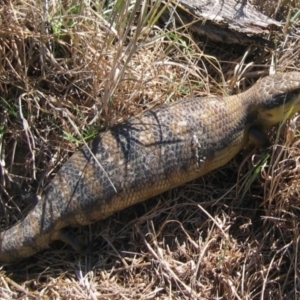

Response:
(0, 0), (300, 299)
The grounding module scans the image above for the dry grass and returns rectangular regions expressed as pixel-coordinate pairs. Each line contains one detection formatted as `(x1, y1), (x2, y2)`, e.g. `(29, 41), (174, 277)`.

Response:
(1, 0), (300, 299)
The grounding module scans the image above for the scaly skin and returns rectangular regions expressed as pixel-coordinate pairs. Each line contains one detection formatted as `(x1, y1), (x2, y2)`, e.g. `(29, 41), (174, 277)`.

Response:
(1, 72), (300, 263)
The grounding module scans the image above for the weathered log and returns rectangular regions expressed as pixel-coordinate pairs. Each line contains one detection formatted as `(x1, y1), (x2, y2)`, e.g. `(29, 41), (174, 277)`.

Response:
(163, 0), (282, 46)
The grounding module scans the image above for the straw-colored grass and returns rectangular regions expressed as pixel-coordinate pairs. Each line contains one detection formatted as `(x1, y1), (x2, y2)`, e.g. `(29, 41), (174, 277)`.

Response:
(1, 0), (300, 299)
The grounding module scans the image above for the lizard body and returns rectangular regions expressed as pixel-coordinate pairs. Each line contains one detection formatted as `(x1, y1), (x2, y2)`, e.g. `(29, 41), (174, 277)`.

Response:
(1, 72), (300, 263)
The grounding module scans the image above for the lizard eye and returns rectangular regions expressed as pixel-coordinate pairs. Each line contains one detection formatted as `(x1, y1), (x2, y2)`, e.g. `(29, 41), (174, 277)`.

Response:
(266, 112), (273, 118)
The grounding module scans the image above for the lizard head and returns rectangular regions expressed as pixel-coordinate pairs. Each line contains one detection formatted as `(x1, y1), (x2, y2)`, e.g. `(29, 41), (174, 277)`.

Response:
(257, 91), (300, 128)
